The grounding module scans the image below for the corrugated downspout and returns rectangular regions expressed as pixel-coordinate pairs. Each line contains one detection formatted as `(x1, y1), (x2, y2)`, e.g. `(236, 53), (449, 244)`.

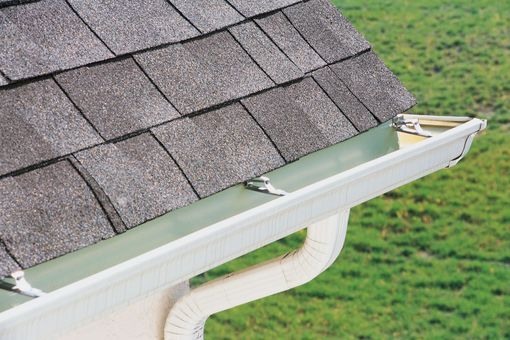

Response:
(164, 210), (350, 339)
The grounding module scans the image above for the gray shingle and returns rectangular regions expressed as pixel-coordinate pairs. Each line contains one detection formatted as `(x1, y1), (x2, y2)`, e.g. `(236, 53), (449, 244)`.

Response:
(242, 77), (357, 161)
(69, 156), (127, 234)
(55, 58), (179, 140)
(230, 21), (303, 84)
(256, 12), (326, 73)
(284, 0), (370, 63)
(0, 74), (7, 86)
(0, 242), (19, 278)
(67, 0), (199, 55)
(227, 0), (301, 17)
(0, 161), (115, 268)
(169, 0), (243, 33)
(75, 134), (198, 228)
(153, 104), (285, 198)
(312, 66), (378, 132)
(331, 51), (417, 122)
(135, 31), (273, 114)
(0, 0), (113, 81)
(0, 79), (103, 176)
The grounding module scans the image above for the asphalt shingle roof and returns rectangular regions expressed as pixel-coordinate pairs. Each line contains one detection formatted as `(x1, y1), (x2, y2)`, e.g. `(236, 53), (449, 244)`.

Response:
(153, 104), (285, 197)
(66, 0), (199, 55)
(135, 31), (274, 114)
(0, 79), (102, 176)
(242, 77), (357, 161)
(284, 0), (371, 63)
(255, 12), (326, 73)
(331, 51), (417, 122)
(0, 161), (114, 268)
(229, 21), (304, 84)
(0, 0), (416, 276)
(312, 66), (378, 132)
(75, 134), (198, 228)
(55, 58), (179, 140)
(169, 0), (243, 33)
(0, 0), (113, 80)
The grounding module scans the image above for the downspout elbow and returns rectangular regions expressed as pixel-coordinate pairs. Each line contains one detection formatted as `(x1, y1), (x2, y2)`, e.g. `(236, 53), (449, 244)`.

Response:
(164, 210), (350, 340)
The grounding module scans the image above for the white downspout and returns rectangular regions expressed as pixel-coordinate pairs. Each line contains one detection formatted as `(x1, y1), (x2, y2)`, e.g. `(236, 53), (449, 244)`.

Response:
(164, 210), (350, 339)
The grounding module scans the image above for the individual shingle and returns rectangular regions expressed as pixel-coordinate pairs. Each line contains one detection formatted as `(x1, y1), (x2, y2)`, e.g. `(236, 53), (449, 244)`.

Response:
(55, 58), (179, 140)
(0, 0), (113, 81)
(153, 104), (285, 198)
(230, 21), (303, 84)
(169, 0), (243, 33)
(312, 66), (378, 132)
(331, 51), (417, 122)
(256, 12), (326, 73)
(284, 0), (370, 63)
(135, 31), (273, 114)
(227, 0), (301, 17)
(67, 0), (199, 55)
(75, 134), (198, 228)
(242, 77), (357, 161)
(0, 161), (115, 268)
(0, 242), (19, 278)
(0, 79), (103, 176)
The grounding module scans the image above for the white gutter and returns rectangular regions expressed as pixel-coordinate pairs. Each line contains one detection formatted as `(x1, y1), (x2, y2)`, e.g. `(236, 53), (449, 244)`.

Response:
(0, 115), (486, 340)
(165, 210), (350, 339)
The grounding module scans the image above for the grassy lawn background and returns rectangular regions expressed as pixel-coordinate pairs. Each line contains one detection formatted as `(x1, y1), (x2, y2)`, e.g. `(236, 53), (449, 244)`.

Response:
(197, 0), (510, 338)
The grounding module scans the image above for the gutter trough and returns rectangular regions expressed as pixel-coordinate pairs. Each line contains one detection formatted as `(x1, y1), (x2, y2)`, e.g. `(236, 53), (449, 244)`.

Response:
(0, 114), (486, 340)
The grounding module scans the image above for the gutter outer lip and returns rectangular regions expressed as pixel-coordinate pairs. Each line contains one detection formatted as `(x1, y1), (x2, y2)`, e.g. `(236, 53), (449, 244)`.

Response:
(0, 115), (486, 340)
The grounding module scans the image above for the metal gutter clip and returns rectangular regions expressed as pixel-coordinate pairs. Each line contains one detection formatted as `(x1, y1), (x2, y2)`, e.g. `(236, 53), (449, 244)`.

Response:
(10, 271), (45, 298)
(245, 176), (288, 196)
(392, 116), (433, 138)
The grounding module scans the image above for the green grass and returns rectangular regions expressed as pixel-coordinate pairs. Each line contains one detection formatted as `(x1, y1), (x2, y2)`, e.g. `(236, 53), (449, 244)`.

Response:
(198, 1), (510, 338)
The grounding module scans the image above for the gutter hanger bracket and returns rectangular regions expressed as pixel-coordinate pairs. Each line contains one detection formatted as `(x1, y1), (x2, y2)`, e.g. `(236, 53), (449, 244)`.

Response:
(392, 116), (432, 138)
(10, 271), (45, 298)
(245, 176), (288, 196)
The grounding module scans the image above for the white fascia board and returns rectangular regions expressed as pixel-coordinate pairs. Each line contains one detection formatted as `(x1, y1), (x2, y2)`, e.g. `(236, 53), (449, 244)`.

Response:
(0, 116), (486, 340)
